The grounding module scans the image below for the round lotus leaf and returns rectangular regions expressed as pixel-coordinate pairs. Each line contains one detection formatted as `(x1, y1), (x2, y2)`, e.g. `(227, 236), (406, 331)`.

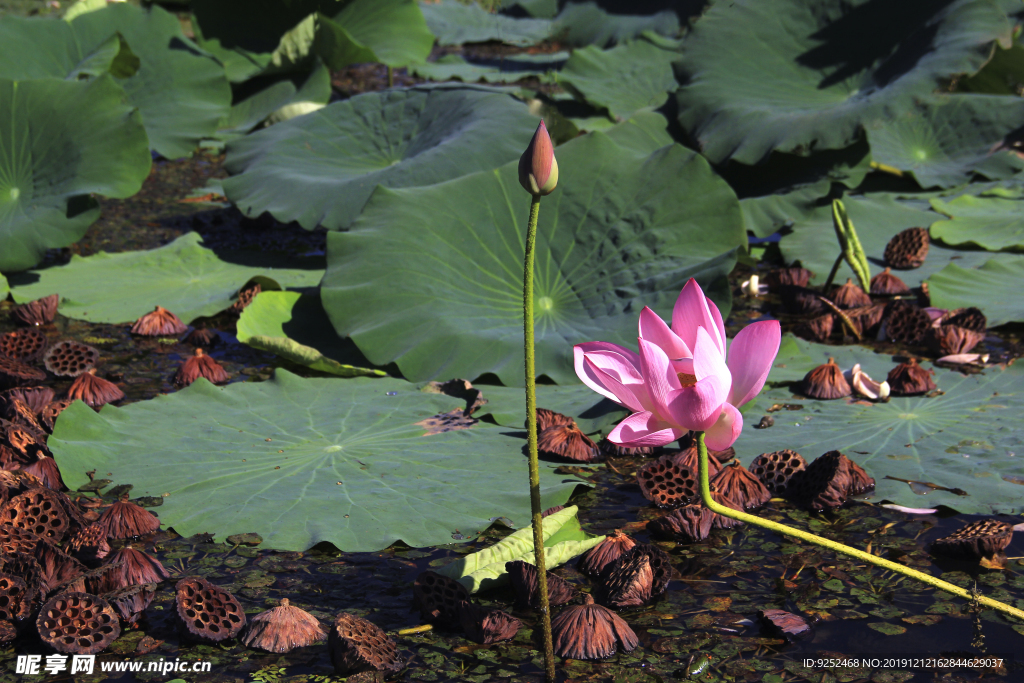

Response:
(0, 75), (150, 273)
(745, 358), (1024, 515)
(421, 1), (553, 46)
(675, 0), (1012, 164)
(929, 194), (1024, 251)
(49, 371), (587, 552)
(321, 126), (745, 386)
(222, 86), (540, 230)
(926, 256), (1024, 326)
(865, 94), (1024, 189)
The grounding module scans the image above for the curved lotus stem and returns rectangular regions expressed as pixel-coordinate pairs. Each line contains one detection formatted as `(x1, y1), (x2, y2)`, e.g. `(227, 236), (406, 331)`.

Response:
(695, 431), (1024, 622)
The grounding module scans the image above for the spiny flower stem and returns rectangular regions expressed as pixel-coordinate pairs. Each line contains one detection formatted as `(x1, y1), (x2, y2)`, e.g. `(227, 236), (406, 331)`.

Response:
(695, 431), (1024, 622)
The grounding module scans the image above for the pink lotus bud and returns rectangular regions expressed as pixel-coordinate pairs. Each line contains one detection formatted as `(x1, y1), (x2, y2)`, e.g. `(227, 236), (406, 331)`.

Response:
(518, 120), (558, 196)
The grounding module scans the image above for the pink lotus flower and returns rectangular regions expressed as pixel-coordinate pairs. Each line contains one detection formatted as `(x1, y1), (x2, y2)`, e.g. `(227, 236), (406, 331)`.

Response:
(574, 279), (781, 450)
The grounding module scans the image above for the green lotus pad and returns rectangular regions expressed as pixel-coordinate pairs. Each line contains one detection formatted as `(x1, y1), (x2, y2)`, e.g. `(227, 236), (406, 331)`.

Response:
(421, 1), (553, 46)
(556, 38), (679, 120)
(778, 193), (1022, 289)
(237, 291), (385, 378)
(410, 53), (565, 84)
(926, 257), (1024, 326)
(321, 121), (744, 386)
(436, 506), (604, 593)
(765, 334), (897, 385)
(317, 0), (434, 70)
(675, 0), (1011, 164)
(0, 75), (150, 274)
(552, 1), (680, 47)
(8, 232), (323, 324)
(929, 194), (1024, 252)
(0, 274), (8, 299)
(472, 383), (627, 436)
(50, 371), (589, 552)
(865, 95), (1024, 189)
(742, 360), (1024, 515)
(223, 87), (540, 230)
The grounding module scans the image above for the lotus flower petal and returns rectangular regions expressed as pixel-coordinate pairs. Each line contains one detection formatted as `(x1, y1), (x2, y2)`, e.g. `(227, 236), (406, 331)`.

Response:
(608, 411), (684, 447)
(672, 278), (725, 357)
(638, 307), (690, 362)
(704, 402), (742, 451)
(726, 320), (781, 407)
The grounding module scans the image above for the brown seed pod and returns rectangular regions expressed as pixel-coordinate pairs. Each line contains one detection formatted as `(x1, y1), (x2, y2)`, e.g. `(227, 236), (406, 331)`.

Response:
(0, 620), (14, 643)
(887, 358), (936, 396)
(0, 418), (48, 469)
(870, 268), (910, 296)
(551, 593), (638, 660)
(749, 450), (807, 496)
(0, 574), (28, 621)
(43, 341), (99, 378)
(131, 306), (189, 336)
(941, 307), (986, 333)
(765, 267), (812, 289)
(241, 598), (327, 653)
(636, 455), (698, 508)
(795, 314), (834, 343)
(932, 519), (1013, 559)
(412, 571), (470, 626)
(102, 583), (156, 627)
(595, 550), (653, 608)
(778, 285), (827, 315)
(175, 576), (245, 642)
(97, 496), (160, 539)
(843, 454), (875, 496)
(710, 445), (737, 463)
(800, 358), (851, 400)
(34, 542), (86, 596)
(884, 227), (930, 269)
(66, 370), (124, 409)
(37, 592), (120, 654)
(829, 279), (872, 309)
(458, 601), (521, 644)
(184, 327), (219, 347)
(11, 294), (59, 326)
(1, 387), (55, 416)
(786, 451), (851, 511)
(710, 460), (772, 510)
(669, 445), (722, 478)
(0, 356), (47, 389)
(759, 609), (811, 640)
(882, 301), (932, 345)
(1, 397), (44, 433)
(40, 399), (74, 433)
(174, 348), (230, 386)
(68, 523), (110, 566)
(0, 551), (44, 614)
(537, 424), (599, 462)
(505, 560), (579, 609)
(928, 325), (983, 356)
(846, 302), (887, 337)
(577, 530), (636, 578)
(601, 543), (673, 599)
(91, 547), (170, 594)
(648, 505), (716, 543)
(0, 488), (69, 543)
(329, 612), (403, 676)
(708, 486), (745, 529)
(22, 456), (65, 491)
(598, 439), (653, 457)
(0, 329), (47, 362)
(229, 283), (262, 314)
(0, 522), (44, 556)
(0, 470), (45, 503)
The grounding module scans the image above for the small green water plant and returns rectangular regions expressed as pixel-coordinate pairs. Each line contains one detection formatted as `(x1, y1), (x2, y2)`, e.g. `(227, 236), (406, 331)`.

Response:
(822, 198), (871, 293)
(577, 280), (1024, 622)
(518, 119), (559, 682)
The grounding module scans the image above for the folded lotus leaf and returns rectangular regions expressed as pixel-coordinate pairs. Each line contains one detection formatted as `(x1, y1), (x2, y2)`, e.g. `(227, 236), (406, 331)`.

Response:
(50, 371), (588, 552)
(926, 257), (1024, 326)
(929, 194), (1024, 252)
(745, 361), (1024, 515)
(421, 1), (553, 46)
(552, 1), (680, 48)
(676, 0), (1011, 164)
(316, 0), (433, 70)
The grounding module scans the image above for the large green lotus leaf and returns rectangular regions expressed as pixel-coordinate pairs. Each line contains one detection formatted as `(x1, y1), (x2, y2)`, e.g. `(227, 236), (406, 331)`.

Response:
(926, 257), (1024, 326)
(0, 76), (150, 274)
(67, 4), (231, 159)
(676, 0), (1012, 165)
(223, 87), (539, 230)
(865, 95), (1024, 189)
(410, 53), (565, 84)
(421, 1), (553, 46)
(8, 232), (322, 323)
(321, 130), (744, 386)
(0, 17), (131, 80)
(237, 291), (386, 377)
(556, 38), (678, 120)
(503, 0), (559, 19)
(472, 384), (627, 435)
(318, 0), (433, 70)
(765, 334), (898, 386)
(742, 361), (1024, 515)
(778, 193), (1021, 288)
(958, 38), (1024, 95)
(929, 194), (1024, 251)
(436, 506), (603, 593)
(553, 1), (680, 47)
(216, 60), (331, 140)
(0, 274), (8, 299)
(50, 371), (588, 551)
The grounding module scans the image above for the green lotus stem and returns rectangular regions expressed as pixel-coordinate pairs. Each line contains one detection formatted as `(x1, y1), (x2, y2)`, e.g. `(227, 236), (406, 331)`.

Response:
(523, 193), (556, 681)
(387, 66), (394, 88)
(821, 252), (844, 294)
(695, 431), (1024, 622)
(831, 199), (871, 293)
